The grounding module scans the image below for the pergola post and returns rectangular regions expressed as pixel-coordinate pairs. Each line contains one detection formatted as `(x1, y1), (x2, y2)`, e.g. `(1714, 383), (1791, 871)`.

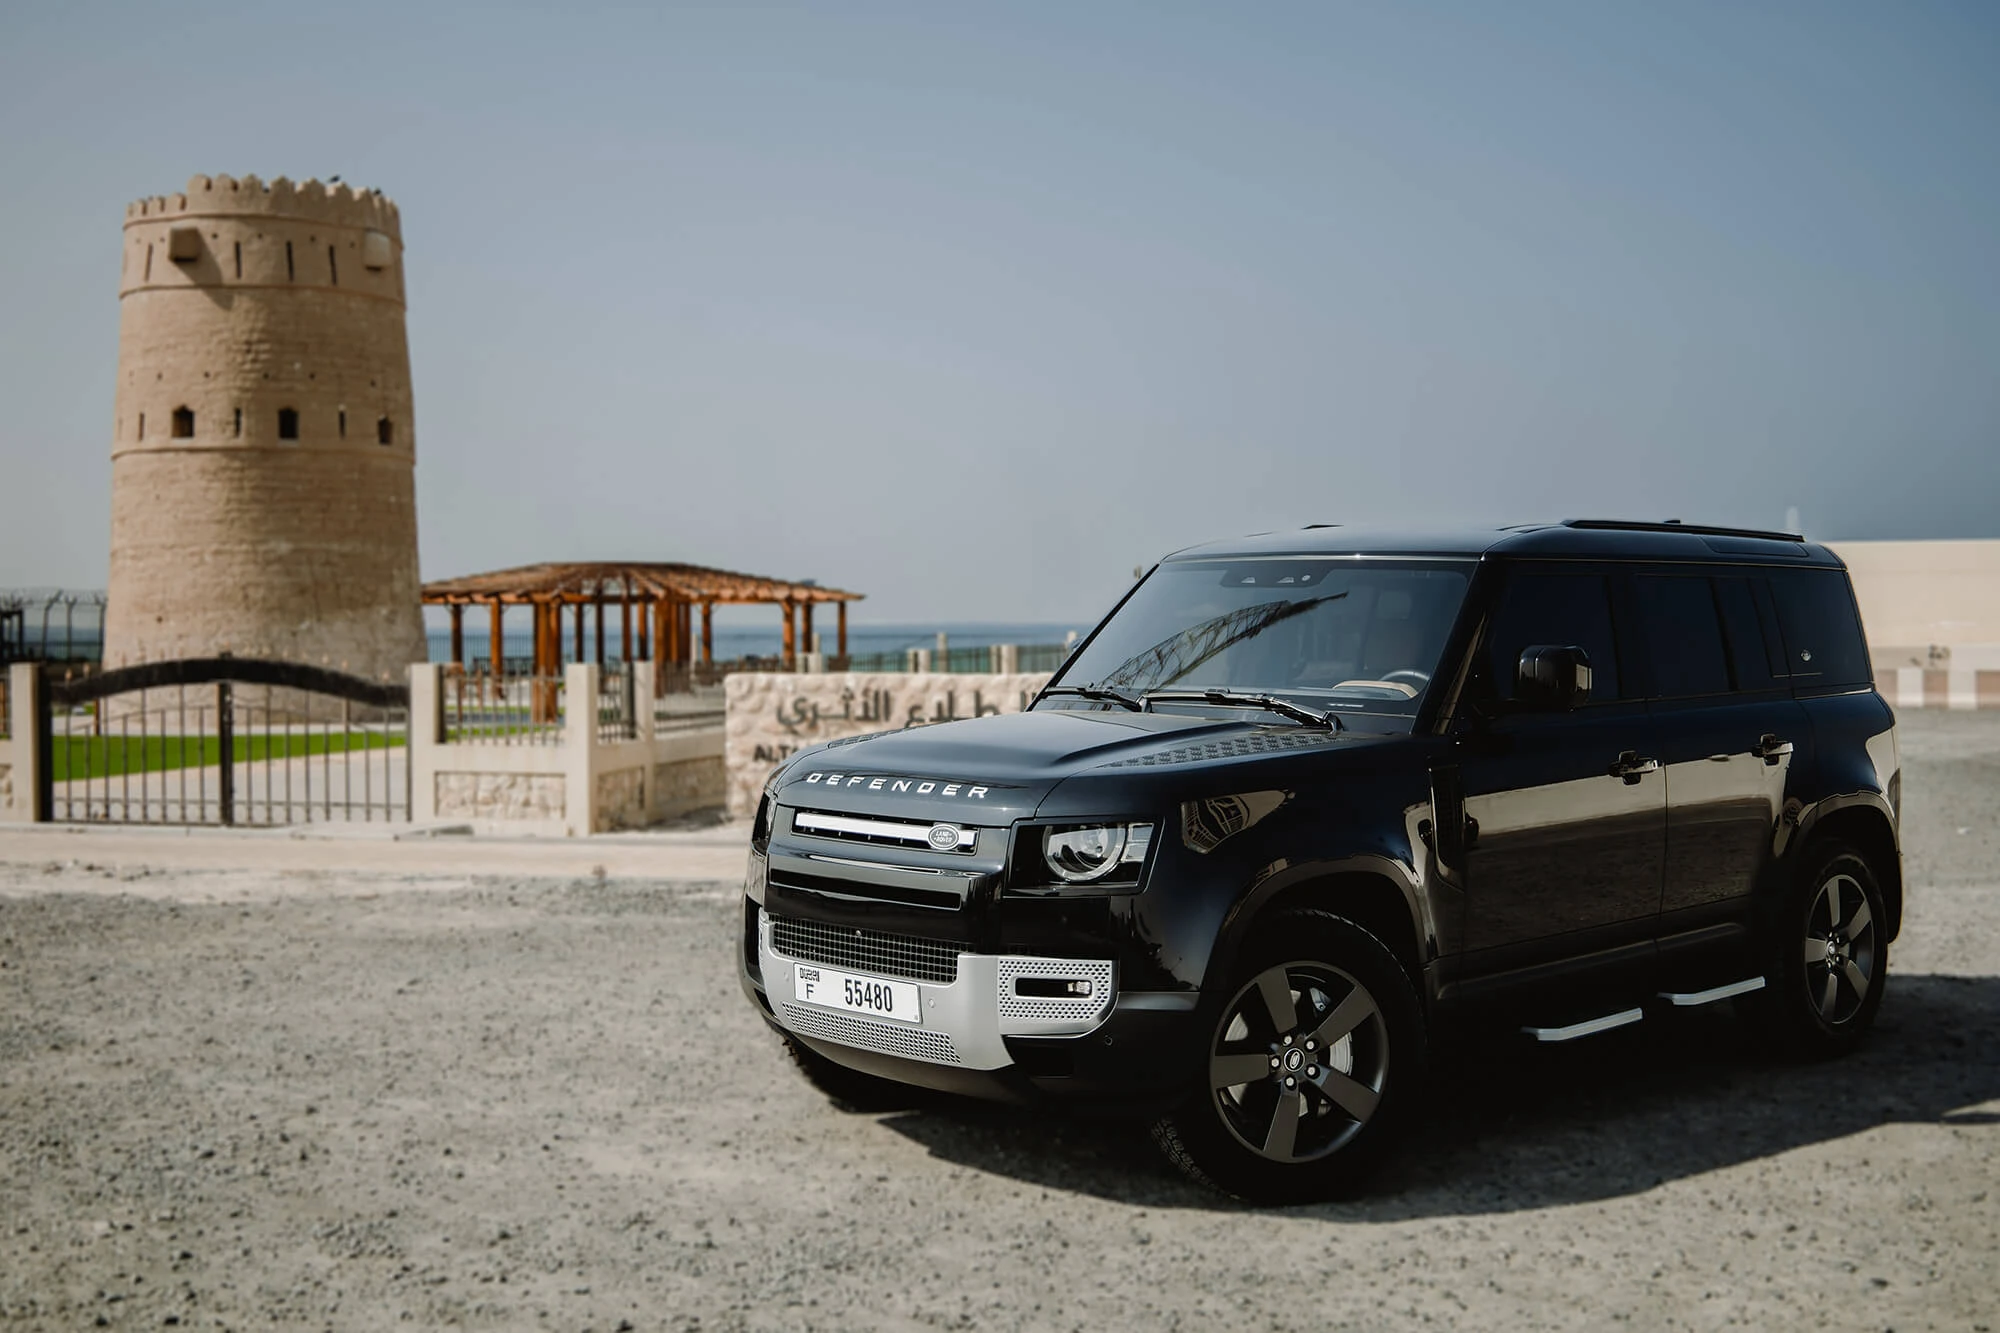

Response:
(572, 601), (584, 666)
(652, 598), (669, 697)
(594, 596), (606, 668)
(837, 601), (848, 659)
(620, 587), (633, 669)
(781, 599), (797, 670)
(802, 600), (816, 659)
(489, 601), (504, 701)
(532, 602), (558, 723)
(449, 605), (464, 673)
(701, 602), (714, 668)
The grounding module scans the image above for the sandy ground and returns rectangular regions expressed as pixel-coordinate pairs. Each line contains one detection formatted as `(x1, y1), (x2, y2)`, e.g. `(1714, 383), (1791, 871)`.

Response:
(1, 713), (1996, 1331)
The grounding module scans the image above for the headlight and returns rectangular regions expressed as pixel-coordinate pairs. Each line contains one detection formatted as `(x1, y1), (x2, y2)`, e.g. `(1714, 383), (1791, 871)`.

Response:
(1043, 823), (1154, 884)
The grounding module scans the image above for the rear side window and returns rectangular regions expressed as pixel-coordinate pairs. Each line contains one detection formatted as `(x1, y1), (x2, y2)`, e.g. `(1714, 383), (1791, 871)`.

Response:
(1634, 575), (1730, 698)
(1713, 577), (1781, 692)
(1486, 571), (1623, 702)
(1769, 568), (1871, 688)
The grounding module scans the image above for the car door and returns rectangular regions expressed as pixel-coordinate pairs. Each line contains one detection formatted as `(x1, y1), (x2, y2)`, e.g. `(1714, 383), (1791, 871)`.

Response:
(1456, 565), (1666, 971)
(1632, 570), (1805, 934)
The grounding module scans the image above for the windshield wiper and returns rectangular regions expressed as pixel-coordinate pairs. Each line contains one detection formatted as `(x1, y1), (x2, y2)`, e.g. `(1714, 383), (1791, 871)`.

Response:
(1143, 689), (1344, 731)
(1039, 684), (1146, 712)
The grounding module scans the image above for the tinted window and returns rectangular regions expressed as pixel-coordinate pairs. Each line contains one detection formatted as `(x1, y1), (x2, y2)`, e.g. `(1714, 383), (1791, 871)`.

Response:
(1487, 571), (1623, 702)
(1714, 577), (1780, 692)
(1635, 575), (1730, 698)
(1769, 568), (1871, 688)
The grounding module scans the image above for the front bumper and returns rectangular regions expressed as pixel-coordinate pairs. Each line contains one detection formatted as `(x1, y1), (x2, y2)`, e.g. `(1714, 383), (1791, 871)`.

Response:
(742, 902), (1204, 1108)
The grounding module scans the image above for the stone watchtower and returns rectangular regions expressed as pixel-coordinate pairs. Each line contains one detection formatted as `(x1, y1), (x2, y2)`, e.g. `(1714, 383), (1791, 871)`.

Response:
(103, 173), (425, 683)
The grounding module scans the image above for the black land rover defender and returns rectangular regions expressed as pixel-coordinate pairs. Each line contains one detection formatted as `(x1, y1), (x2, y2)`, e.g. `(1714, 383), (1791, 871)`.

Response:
(737, 520), (1901, 1201)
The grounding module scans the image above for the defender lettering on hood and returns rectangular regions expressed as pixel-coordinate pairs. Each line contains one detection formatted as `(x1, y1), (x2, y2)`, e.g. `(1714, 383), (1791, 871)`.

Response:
(803, 772), (991, 799)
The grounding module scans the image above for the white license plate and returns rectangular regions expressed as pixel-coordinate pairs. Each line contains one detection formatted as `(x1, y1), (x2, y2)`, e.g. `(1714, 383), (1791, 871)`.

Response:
(793, 963), (922, 1025)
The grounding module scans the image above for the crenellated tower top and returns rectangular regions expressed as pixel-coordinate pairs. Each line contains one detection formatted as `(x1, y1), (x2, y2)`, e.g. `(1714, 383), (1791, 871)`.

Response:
(126, 173), (401, 239)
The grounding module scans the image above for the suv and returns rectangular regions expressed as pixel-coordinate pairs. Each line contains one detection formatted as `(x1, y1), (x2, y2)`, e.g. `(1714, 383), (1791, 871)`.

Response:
(737, 520), (1901, 1201)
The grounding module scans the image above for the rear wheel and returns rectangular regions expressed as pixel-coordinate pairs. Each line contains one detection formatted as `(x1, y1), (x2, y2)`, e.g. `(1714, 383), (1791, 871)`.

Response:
(781, 1034), (924, 1112)
(1152, 911), (1424, 1203)
(1745, 840), (1888, 1058)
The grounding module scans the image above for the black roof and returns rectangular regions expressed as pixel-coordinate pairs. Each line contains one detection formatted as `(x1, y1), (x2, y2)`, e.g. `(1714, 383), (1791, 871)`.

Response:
(1165, 519), (1843, 567)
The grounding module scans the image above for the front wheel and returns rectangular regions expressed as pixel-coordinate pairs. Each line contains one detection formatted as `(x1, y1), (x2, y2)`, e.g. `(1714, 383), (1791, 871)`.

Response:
(1152, 911), (1425, 1203)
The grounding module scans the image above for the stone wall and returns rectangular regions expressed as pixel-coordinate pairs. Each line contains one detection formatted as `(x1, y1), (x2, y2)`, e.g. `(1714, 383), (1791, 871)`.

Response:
(653, 756), (726, 823)
(723, 672), (1053, 818)
(594, 767), (647, 832)
(103, 174), (424, 694)
(433, 772), (565, 822)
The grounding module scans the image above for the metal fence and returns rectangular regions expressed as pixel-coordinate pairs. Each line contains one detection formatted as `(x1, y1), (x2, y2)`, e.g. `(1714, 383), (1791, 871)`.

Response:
(447, 665), (565, 745)
(40, 659), (409, 826)
(0, 672), (9, 738)
(0, 590), (108, 664)
(597, 666), (637, 743)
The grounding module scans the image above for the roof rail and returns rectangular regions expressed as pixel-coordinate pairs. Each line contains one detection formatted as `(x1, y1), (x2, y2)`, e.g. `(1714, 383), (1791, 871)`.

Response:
(1562, 518), (1805, 542)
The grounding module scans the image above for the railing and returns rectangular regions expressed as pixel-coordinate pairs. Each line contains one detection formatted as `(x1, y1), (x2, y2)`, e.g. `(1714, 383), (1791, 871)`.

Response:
(446, 665), (565, 745)
(0, 590), (108, 664)
(1018, 643), (1072, 673)
(597, 666), (637, 743)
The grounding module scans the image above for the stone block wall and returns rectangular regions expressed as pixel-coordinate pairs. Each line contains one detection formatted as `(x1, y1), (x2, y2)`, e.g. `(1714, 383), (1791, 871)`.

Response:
(723, 672), (1053, 817)
(433, 772), (565, 822)
(594, 767), (647, 832)
(653, 756), (726, 823)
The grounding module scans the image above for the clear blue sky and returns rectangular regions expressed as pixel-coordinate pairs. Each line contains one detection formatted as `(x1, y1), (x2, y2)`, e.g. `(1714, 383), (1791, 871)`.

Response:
(2, 1), (1995, 623)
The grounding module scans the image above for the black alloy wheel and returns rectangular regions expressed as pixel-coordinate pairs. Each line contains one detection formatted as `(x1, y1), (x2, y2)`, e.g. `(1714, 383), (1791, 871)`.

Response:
(1746, 840), (1889, 1058)
(1153, 911), (1424, 1203)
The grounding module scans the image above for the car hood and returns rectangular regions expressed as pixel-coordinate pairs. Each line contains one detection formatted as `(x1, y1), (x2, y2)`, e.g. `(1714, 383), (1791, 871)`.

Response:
(771, 707), (1398, 822)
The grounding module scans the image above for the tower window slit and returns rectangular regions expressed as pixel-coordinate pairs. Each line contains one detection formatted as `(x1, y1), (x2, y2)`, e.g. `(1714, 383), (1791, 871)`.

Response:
(285, 241), (295, 282)
(233, 242), (242, 279)
(377, 417), (394, 446)
(338, 410), (347, 438)
(171, 406), (194, 438)
(278, 407), (299, 440)
(144, 245), (153, 281)
(137, 412), (145, 440)
(328, 245), (338, 285)
(233, 407), (242, 437)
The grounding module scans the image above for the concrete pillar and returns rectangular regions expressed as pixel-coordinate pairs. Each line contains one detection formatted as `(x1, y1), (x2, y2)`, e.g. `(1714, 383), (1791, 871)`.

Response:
(408, 663), (444, 823)
(564, 661), (597, 837)
(634, 661), (657, 743)
(1896, 667), (1924, 710)
(2, 663), (42, 823)
(1949, 670), (1978, 710)
(999, 643), (1020, 674)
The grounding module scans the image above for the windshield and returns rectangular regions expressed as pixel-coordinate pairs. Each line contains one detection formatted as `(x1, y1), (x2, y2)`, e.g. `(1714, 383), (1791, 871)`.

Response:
(1047, 559), (1473, 717)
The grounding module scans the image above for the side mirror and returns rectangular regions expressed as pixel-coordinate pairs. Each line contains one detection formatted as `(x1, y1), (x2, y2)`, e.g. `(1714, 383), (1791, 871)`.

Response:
(1516, 645), (1593, 711)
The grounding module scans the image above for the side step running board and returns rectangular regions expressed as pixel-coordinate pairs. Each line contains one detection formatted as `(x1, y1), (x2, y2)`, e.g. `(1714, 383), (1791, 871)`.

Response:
(1657, 977), (1765, 1007)
(1521, 1008), (1644, 1043)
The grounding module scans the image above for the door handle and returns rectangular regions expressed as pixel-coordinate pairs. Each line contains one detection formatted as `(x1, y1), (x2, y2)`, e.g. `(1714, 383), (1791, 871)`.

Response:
(1609, 751), (1660, 784)
(1754, 734), (1794, 766)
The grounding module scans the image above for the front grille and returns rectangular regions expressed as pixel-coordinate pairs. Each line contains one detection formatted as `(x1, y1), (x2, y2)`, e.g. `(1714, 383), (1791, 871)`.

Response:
(782, 1004), (960, 1065)
(769, 914), (960, 985)
(790, 808), (978, 853)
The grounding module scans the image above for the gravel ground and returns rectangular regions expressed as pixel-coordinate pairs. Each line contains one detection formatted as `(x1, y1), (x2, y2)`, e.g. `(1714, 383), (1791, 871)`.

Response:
(2, 712), (1996, 1331)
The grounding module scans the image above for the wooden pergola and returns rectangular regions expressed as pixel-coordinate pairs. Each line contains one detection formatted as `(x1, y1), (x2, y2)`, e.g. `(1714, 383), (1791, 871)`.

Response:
(422, 560), (864, 694)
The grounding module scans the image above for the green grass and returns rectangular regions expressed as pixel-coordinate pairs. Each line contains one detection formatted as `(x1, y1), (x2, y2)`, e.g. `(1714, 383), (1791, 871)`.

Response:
(52, 731), (403, 783)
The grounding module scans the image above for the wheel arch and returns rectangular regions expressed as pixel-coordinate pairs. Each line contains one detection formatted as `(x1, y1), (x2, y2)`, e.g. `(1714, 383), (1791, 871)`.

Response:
(1793, 796), (1903, 942)
(1205, 857), (1430, 1011)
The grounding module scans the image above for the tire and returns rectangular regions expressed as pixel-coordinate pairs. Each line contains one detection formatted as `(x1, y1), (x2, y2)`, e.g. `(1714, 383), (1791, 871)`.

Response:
(1151, 911), (1426, 1204)
(781, 1034), (925, 1112)
(1743, 840), (1889, 1059)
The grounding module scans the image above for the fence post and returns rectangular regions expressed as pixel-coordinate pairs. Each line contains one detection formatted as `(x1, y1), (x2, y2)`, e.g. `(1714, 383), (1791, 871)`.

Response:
(564, 661), (596, 837)
(5, 663), (44, 823)
(409, 663), (443, 822)
(1000, 643), (1020, 675)
(217, 680), (235, 827)
(634, 662), (656, 743)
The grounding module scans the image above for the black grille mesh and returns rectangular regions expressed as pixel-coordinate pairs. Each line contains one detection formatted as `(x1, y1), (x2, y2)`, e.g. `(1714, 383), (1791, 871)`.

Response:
(769, 914), (960, 984)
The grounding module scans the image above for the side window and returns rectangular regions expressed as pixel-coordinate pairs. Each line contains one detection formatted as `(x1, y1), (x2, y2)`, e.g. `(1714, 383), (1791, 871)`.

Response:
(1769, 569), (1871, 688)
(1486, 570), (1623, 702)
(1634, 575), (1730, 699)
(1714, 577), (1780, 692)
